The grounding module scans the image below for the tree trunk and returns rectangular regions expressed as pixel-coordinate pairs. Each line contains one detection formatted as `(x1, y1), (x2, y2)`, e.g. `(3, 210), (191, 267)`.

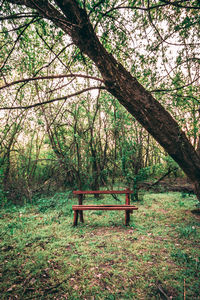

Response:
(6, 0), (200, 200)
(56, 0), (200, 199)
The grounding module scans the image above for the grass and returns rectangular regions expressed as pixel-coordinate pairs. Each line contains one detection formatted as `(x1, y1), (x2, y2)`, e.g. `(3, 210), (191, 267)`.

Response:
(0, 191), (199, 299)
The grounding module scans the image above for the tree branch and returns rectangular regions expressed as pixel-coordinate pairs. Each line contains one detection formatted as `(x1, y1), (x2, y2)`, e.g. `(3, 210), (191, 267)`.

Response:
(0, 86), (106, 110)
(0, 13), (39, 21)
(160, 0), (200, 9)
(5, 0), (73, 35)
(35, 28), (70, 70)
(150, 75), (200, 93)
(0, 16), (39, 71)
(0, 74), (104, 90)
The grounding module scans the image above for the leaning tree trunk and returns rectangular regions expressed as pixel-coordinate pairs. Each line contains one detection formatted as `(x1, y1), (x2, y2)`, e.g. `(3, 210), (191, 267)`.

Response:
(7, 0), (200, 200)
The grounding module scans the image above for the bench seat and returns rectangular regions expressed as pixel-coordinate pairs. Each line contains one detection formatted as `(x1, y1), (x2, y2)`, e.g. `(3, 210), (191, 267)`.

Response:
(72, 205), (138, 210)
(72, 205), (138, 226)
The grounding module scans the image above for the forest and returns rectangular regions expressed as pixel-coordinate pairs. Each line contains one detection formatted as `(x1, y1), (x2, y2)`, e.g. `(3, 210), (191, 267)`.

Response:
(0, 0), (200, 299)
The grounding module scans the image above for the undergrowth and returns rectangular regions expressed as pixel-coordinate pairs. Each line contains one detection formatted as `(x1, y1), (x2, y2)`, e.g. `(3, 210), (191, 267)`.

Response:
(0, 191), (199, 299)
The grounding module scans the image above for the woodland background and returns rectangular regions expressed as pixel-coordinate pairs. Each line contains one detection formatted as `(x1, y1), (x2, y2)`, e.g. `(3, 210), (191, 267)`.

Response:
(0, 1), (200, 204)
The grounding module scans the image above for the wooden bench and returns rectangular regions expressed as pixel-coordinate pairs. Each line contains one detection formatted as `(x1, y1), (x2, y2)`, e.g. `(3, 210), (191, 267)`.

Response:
(72, 189), (138, 226)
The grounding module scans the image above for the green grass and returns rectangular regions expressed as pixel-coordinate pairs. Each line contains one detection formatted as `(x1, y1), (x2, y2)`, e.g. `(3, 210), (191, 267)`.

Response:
(0, 191), (199, 299)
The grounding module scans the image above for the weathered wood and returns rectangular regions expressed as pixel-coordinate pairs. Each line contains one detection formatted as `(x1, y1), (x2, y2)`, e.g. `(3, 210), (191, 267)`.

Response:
(73, 205), (137, 207)
(72, 205), (138, 211)
(73, 210), (78, 226)
(78, 194), (84, 223)
(125, 211), (130, 226)
(125, 192), (130, 205)
(73, 189), (133, 195)
(73, 189), (138, 226)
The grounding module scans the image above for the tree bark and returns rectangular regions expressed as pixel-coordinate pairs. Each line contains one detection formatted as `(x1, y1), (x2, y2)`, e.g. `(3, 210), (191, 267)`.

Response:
(5, 0), (200, 199)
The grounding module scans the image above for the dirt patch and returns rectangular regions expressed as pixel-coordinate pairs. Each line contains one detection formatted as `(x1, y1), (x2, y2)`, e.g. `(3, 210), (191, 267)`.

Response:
(140, 177), (194, 194)
(157, 209), (168, 214)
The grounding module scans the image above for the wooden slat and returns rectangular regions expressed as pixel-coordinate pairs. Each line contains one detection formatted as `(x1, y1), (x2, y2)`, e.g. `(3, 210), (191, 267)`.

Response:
(73, 190), (134, 195)
(72, 205), (137, 207)
(72, 205), (138, 211)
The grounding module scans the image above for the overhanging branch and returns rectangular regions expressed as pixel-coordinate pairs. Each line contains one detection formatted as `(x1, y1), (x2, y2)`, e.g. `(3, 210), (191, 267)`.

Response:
(0, 74), (104, 90)
(0, 86), (106, 110)
(0, 13), (39, 21)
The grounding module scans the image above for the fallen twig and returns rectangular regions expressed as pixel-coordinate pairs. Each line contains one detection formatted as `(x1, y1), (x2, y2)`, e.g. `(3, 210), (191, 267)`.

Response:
(157, 284), (172, 299)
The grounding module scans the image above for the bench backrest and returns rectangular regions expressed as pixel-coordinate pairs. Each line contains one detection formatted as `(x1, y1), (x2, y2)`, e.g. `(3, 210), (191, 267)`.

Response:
(73, 190), (134, 195)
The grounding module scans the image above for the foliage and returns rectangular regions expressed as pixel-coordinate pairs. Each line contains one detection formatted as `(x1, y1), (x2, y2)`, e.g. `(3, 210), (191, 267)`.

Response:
(0, 1), (200, 203)
(0, 89), (167, 204)
(0, 167), (7, 207)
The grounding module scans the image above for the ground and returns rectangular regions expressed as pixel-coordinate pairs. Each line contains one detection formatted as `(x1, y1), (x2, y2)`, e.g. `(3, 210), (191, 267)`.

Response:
(0, 191), (199, 299)
(141, 177), (194, 194)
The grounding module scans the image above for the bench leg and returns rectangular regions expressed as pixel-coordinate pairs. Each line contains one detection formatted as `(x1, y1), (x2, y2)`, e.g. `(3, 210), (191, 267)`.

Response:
(73, 210), (79, 226)
(125, 211), (130, 226)
(78, 194), (84, 223)
(80, 211), (84, 223)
